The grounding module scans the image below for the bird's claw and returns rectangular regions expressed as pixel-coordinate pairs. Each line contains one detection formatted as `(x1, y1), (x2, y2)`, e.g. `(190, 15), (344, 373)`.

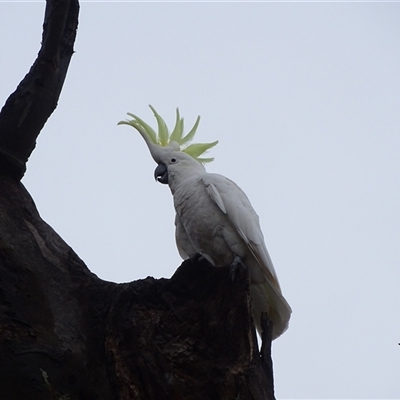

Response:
(230, 256), (246, 281)
(189, 253), (206, 264)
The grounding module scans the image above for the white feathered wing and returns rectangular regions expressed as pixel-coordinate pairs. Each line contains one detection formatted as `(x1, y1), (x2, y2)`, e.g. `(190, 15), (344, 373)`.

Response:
(175, 172), (291, 340)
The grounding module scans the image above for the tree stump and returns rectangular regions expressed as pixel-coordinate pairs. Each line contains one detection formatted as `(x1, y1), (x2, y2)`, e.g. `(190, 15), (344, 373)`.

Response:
(0, 1), (276, 399)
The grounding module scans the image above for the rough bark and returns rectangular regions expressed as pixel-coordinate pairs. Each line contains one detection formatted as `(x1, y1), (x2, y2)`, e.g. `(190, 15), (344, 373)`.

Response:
(0, 0), (79, 180)
(0, 1), (276, 399)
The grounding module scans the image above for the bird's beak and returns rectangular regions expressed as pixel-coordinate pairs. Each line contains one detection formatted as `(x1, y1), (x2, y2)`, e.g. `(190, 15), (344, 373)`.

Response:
(154, 163), (168, 184)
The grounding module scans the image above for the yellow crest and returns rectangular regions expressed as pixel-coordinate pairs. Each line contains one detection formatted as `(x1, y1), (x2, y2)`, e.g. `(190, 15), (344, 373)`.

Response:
(118, 105), (218, 163)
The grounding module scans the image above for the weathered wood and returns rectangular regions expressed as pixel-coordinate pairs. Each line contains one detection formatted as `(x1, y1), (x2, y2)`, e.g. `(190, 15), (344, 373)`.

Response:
(0, 173), (275, 399)
(0, 0), (79, 180)
(0, 1), (276, 398)
(105, 257), (274, 400)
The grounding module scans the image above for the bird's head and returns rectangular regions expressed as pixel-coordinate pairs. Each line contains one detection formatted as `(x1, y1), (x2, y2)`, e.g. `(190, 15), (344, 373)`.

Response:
(118, 105), (218, 185)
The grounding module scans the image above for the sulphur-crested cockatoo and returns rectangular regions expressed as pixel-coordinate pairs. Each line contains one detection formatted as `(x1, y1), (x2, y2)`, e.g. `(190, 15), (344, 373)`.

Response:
(119, 106), (291, 339)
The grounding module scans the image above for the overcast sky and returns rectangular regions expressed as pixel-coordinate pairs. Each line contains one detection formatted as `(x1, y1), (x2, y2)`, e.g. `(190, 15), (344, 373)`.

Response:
(1, 1), (400, 399)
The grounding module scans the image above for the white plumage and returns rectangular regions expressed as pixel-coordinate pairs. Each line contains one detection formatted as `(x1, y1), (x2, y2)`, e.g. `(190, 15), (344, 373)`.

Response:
(168, 155), (291, 339)
(119, 107), (291, 339)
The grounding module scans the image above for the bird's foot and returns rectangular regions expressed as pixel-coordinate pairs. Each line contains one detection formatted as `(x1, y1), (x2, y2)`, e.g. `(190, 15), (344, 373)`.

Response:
(230, 256), (246, 281)
(189, 253), (207, 264)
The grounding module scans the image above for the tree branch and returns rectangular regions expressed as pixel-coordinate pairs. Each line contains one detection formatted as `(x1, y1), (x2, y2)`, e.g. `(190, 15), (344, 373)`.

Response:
(0, 172), (276, 399)
(0, 3), (278, 398)
(0, 0), (79, 180)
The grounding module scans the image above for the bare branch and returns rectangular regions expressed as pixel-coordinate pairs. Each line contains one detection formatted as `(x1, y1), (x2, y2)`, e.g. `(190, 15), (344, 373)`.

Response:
(0, 0), (79, 180)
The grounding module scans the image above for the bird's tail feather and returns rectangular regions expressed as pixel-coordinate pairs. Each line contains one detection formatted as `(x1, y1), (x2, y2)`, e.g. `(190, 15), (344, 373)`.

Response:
(250, 281), (291, 340)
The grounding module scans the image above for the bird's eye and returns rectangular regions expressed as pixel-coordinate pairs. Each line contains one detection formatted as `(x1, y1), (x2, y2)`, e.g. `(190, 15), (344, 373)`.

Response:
(171, 158), (177, 163)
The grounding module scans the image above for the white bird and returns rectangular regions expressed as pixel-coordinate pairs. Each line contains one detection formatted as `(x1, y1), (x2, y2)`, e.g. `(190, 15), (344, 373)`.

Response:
(119, 106), (291, 339)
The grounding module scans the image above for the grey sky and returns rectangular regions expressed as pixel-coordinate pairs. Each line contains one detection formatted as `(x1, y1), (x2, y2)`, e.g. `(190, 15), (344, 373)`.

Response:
(1, 2), (399, 398)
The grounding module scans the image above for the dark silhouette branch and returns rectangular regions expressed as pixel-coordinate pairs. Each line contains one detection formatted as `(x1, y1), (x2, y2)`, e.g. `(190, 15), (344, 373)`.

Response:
(0, 0), (79, 180)
(0, 171), (276, 398)
(0, 2), (277, 399)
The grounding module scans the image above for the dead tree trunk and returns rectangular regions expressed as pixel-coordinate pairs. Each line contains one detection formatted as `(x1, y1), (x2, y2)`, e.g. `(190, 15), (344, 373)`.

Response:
(0, 1), (276, 399)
